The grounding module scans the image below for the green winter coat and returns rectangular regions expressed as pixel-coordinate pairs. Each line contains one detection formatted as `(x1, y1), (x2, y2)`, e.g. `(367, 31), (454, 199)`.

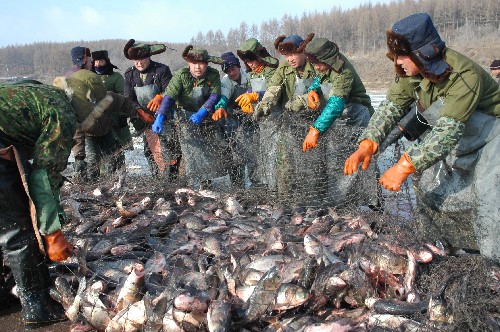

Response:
(260, 60), (316, 110)
(164, 67), (221, 112)
(361, 48), (500, 171)
(316, 52), (373, 111)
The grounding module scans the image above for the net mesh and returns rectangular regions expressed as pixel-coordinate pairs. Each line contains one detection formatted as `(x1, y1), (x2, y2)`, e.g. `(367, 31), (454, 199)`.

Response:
(39, 97), (499, 331)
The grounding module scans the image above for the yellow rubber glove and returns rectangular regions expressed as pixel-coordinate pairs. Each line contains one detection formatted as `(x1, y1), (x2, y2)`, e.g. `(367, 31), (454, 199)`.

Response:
(303, 126), (320, 152)
(212, 108), (228, 121)
(147, 94), (163, 112)
(235, 92), (259, 108)
(308, 90), (320, 109)
(379, 152), (416, 191)
(344, 139), (379, 175)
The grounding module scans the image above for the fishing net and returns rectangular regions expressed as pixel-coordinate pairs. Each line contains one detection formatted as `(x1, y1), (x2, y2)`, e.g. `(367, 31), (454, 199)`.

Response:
(3, 95), (497, 332)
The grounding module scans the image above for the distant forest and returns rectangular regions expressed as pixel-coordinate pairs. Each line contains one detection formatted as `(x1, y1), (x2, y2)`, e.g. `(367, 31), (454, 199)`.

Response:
(1, 0), (498, 89)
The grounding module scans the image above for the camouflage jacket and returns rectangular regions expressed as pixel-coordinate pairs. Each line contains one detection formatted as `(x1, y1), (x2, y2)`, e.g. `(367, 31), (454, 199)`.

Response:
(164, 66), (221, 112)
(360, 48), (500, 171)
(247, 60), (278, 91)
(259, 60), (316, 111)
(0, 82), (76, 191)
(315, 53), (373, 112)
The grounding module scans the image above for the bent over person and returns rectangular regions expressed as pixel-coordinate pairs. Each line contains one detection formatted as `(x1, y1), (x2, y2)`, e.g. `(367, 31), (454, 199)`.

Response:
(344, 13), (500, 261)
(0, 81), (74, 329)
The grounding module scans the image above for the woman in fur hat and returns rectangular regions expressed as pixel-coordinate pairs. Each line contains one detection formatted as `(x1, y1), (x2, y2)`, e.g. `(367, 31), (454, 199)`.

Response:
(92, 50), (131, 178)
(345, 13), (500, 261)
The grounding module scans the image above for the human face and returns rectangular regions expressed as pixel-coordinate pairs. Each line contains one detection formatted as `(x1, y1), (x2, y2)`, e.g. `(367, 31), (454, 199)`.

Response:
(133, 57), (151, 71)
(189, 61), (208, 78)
(313, 62), (330, 73)
(396, 55), (420, 76)
(285, 52), (307, 69)
(225, 65), (241, 81)
(246, 59), (264, 72)
(94, 59), (106, 67)
(491, 68), (500, 77)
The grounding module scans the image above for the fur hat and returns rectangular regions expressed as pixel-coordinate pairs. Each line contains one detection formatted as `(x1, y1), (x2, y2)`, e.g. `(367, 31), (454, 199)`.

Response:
(386, 13), (451, 83)
(91, 50), (108, 61)
(304, 37), (345, 72)
(123, 39), (166, 60)
(237, 38), (278, 72)
(274, 33), (314, 55)
(182, 45), (223, 64)
(490, 59), (500, 70)
(221, 52), (241, 72)
(71, 46), (91, 66)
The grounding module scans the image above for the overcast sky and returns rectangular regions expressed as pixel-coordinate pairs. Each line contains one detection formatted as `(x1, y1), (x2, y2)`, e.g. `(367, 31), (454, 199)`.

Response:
(0, 0), (393, 47)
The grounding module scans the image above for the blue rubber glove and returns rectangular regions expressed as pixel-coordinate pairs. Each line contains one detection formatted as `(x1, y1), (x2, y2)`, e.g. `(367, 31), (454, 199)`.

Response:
(152, 114), (165, 134)
(189, 108), (209, 125)
(313, 95), (345, 134)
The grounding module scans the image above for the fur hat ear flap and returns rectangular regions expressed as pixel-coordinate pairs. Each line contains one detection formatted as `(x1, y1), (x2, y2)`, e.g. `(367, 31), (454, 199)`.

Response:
(182, 45), (194, 59)
(124, 39), (136, 60)
(297, 33), (315, 52)
(274, 35), (286, 51)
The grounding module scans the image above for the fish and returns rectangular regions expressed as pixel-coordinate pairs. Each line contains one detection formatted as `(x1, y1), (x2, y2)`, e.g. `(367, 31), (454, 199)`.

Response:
(243, 266), (282, 323)
(116, 263), (145, 311)
(272, 283), (310, 310)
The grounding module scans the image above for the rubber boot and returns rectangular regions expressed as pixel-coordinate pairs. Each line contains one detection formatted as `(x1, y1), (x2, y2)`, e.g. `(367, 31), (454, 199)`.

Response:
(8, 232), (67, 329)
(0, 157), (67, 329)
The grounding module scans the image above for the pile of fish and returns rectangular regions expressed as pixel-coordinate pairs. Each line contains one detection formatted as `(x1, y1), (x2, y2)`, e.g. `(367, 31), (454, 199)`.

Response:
(53, 183), (500, 332)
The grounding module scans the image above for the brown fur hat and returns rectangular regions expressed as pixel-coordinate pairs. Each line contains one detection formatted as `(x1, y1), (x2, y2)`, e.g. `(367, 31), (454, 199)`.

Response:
(274, 33), (314, 55)
(386, 13), (451, 83)
(182, 45), (223, 64)
(124, 39), (166, 60)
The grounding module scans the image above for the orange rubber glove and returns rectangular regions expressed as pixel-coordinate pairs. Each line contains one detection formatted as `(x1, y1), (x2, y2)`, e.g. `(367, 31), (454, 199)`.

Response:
(241, 103), (254, 114)
(212, 108), (228, 121)
(43, 230), (73, 262)
(147, 94), (163, 112)
(235, 92), (259, 108)
(137, 108), (155, 123)
(308, 90), (320, 109)
(303, 126), (320, 152)
(379, 152), (416, 191)
(344, 139), (379, 175)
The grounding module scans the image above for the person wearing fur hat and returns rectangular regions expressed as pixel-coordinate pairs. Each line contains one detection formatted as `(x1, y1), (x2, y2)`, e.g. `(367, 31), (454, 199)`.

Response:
(490, 59), (500, 83)
(234, 38), (279, 114)
(64, 46), (93, 179)
(91, 50), (131, 179)
(303, 37), (373, 152)
(153, 45), (223, 189)
(345, 13), (500, 261)
(123, 39), (179, 181)
(211, 51), (250, 187)
(253, 33), (316, 119)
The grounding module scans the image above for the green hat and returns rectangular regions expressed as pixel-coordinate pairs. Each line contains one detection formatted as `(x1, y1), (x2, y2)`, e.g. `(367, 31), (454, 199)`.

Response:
(304, 37), (344, 70)
(237, 38), (278, 72)
(123, 39), (166, 60)
(182, 45), (223, 64)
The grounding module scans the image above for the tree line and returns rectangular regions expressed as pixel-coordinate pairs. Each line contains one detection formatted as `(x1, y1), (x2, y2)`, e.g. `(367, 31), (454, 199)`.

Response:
(1, 0), (498, 89)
